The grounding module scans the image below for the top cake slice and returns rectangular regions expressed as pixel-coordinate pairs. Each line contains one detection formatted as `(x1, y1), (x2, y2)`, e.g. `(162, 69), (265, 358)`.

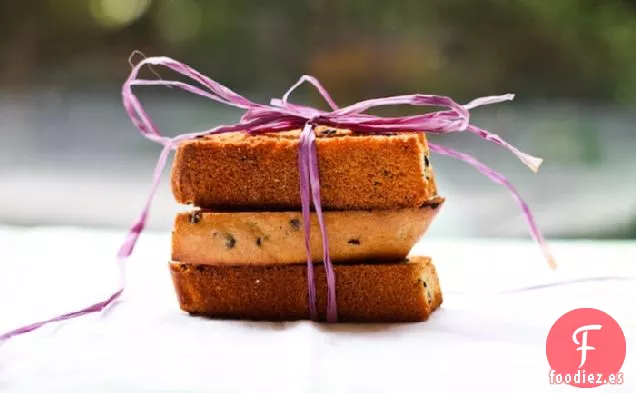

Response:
(170, 127), (438, 210)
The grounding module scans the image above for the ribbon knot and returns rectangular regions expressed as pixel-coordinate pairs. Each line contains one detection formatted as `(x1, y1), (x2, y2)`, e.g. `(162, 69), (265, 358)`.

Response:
(307, 116), (322, 125)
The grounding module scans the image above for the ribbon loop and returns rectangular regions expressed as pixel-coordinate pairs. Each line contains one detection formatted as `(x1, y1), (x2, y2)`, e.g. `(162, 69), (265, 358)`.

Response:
(280, 75), (340, 111)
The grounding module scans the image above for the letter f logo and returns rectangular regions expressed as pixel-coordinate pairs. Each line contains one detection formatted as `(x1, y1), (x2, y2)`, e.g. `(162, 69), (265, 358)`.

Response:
(573, 324), (602, 368)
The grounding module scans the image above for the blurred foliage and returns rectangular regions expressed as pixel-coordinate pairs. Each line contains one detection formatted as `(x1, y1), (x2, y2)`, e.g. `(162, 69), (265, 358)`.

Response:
(1, 0), (636, 106)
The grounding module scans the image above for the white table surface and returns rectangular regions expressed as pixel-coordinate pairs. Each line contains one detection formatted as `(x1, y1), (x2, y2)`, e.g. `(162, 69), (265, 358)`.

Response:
(0, 225), (634, 393)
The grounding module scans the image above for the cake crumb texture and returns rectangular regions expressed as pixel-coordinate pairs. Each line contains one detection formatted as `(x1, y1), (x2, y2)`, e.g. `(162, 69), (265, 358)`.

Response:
(171, 201), (444, 265)
(169, 256), (442, 322)
(170, 129), (438, 210)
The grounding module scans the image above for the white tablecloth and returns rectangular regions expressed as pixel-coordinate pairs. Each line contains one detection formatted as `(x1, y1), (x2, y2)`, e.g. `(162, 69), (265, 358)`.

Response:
(0, 226), (634, 392)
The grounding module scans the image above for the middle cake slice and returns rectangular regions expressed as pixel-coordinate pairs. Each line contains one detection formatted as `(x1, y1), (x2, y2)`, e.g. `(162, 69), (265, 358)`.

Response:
(172, 198), (443, 265)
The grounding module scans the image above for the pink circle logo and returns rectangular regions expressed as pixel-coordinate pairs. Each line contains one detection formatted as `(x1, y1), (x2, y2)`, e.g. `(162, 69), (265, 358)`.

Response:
(546, 308), (626, 388)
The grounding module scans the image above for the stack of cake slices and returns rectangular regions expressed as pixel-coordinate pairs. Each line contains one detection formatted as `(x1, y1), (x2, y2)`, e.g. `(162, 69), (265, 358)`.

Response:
(168, 127), (445, 322)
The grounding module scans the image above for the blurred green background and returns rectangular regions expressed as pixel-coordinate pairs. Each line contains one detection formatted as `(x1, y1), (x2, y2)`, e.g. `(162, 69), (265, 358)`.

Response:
(1, 0), (635, 239)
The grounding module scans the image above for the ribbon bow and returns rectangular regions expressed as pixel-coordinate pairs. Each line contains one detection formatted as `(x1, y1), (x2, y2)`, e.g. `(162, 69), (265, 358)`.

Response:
(0, 55), (555, 340)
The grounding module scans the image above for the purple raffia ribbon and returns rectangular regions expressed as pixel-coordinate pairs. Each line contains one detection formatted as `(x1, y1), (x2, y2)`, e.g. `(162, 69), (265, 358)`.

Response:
(0, 55), (556, 341)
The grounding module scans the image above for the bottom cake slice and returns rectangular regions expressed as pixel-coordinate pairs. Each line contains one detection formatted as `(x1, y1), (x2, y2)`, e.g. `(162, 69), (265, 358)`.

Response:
(169, 256), (442, 322)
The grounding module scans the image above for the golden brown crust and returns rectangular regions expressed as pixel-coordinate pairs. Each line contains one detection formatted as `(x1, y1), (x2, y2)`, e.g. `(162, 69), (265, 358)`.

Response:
(172, 200), (444, 265)
(170, 128), (438, 210)
(169, 256), (442, 322)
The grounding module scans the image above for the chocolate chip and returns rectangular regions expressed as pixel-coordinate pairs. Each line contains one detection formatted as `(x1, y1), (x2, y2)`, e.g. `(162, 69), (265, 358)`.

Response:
(384, 133), (396, 136)
(256, 237), (262, 247)
(195, 265), (205, 272)
(424, 155), (430, 167)
(240, 155), (248, 161)
(321, 129), (337, 135)
(348, 238), (361, 245)
(422, 281), (428, 288)
(190, 212), (201, 224)
(430, 203), (440, 210)
(195, 135), (204, 139)
(224, 233), (236, 249)
(290, 218), (301, 231)
(373, 180), (381, 186)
